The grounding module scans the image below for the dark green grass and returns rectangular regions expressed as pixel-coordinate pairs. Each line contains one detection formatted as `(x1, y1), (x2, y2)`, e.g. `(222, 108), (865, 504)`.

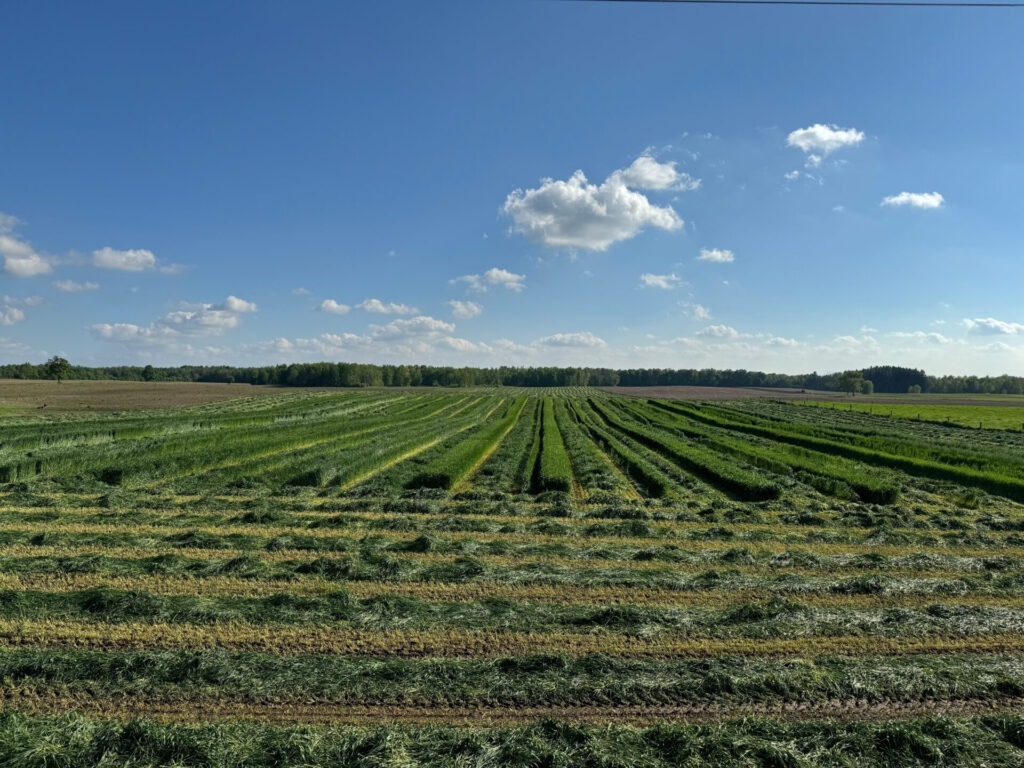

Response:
(0, 712), (1022, 768)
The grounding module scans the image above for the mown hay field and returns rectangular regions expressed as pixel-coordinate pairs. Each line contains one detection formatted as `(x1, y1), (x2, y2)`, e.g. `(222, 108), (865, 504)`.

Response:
(1, 388), (1024, 766)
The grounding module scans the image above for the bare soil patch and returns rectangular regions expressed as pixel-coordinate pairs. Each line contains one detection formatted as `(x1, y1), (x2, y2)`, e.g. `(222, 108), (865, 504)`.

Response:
(0, 379), (290, 415)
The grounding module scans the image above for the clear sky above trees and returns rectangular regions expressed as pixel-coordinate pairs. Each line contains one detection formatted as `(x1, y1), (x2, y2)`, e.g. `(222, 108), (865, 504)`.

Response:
(1, 1), (1021, 375)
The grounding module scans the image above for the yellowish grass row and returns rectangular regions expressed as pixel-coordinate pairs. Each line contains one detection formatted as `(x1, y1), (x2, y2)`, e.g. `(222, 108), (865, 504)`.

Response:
(1, 618), (1022, 658)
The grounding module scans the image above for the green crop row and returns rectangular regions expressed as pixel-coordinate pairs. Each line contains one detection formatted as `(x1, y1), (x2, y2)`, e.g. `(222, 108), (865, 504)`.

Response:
(590, 400), (780, 502)
(405, 398), (526, 490)
(534, 399), (573, 493)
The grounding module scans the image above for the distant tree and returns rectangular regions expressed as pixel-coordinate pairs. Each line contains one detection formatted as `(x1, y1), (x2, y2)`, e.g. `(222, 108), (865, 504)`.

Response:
(839, 370), (864, 395)
(141, 365), (155, 382)
(43, 356), (71, 384)
(908, 384), (923, 394)
(861, 380), (874, 395)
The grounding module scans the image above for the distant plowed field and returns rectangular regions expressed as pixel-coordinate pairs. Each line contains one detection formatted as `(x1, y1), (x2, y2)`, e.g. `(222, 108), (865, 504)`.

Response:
(3, 388), (1024, 765)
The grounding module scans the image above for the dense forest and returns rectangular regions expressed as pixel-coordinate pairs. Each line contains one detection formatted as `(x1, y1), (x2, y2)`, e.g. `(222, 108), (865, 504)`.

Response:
(0, 361), (1021, 395)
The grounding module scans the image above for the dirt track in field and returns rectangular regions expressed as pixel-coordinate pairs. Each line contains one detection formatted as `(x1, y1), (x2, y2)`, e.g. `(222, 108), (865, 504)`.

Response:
(3, 690), (1023, 726)
(600, 386), (1024, 407)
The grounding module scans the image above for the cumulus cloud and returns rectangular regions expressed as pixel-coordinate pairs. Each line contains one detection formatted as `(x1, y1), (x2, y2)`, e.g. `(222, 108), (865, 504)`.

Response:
(534, 332), (607, 348)
(890, 331), (954, 344)
(223, 295), (257, 313)
(698, 325), (740, 339)
(451, 267), (525, 293)
(881, 191), (944, 209)
(819, 334), (881, 355)
(687, 303), (712, 320)
(357, 298), (418, 315)
(614, 155), (700, 191)
(91, 322), (170, 343)
(319, 299), (351, 315)
(91, 295), (259, 343)
(439, 337), (492, 353)
(503, 155), (687, 251)
(448, 300), (483, 319)
(639, 273), (682, 290)
(371, 315), (455, 340)
(964, 317), (1024, 335)
(0, 214), (53, 277)
(54, 280), (99, 292)
(765, 336), (800, 348)
(697, 248), (735, 264)
(786, 124), (865, 159)
(0, 307), (25, 326)
(92, 247), (157, 272)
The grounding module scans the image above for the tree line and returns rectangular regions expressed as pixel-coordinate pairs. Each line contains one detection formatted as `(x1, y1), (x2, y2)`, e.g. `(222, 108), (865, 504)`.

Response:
(3, 361), (1022, 395)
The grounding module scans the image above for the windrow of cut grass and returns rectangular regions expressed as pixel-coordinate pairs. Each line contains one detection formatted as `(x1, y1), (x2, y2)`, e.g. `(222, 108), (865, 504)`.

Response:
(567, 399), (673, 498)
(3, 388), (1024, 761)
(406, 398), (526, 490)
(0, 649), (1022, 710)
(5, 583), (1024, 639)
(3, 711), (1024, 768)
(552, 399), (631, 497)
(632, 399), (902, 504)
(665, 400), (1024, 502)
(3, 617), (1024, 658)
(532, 398), (573, 493)
(588, 399), (781, 502)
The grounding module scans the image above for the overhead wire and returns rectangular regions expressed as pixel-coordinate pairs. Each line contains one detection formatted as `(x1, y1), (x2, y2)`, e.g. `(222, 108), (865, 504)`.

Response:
(565, 0), (1024, 8)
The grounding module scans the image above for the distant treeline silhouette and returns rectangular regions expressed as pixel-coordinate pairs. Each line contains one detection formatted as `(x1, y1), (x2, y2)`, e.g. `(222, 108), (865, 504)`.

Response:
(0, 362), (1021, 394)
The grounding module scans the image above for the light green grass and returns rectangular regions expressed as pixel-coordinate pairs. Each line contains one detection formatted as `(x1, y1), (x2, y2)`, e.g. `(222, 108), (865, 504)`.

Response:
(797, 401), (1024, 430)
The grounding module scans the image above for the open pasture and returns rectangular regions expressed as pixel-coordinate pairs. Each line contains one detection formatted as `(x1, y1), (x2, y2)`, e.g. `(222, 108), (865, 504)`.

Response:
(2, 388), (1024, 765)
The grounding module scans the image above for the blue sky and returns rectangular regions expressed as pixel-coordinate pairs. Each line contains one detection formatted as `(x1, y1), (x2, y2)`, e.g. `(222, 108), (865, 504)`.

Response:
(2, 1), (1022, 375)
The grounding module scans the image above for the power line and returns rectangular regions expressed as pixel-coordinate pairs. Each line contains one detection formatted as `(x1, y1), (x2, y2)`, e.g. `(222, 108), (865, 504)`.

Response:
(566, 0), (1024, 7)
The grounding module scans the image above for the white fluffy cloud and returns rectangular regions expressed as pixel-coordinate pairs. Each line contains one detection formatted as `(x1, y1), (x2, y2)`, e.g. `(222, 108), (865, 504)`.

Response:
(786, 124), (865, 158)
(881, 191), (945, 209)
(319, 299), (351, 315)
(0, 214), (53, 277)
(223, 295), (257, 313)
(639, 273), (682, 290)
(357, 298), (418, 315)
(0, 307), (25, 326)
(54, 280), (99, 292)
(686, 303), (711, 320)
(92, 295), (258, 344)
(371, 315), (455, 339)
(91, 322), (170, 343)
(448, 300), (483, 319)
(534, 332), (607, 348)
(614, 155), (700, 192)
(503, 156), (687, 251)
(890, 331), (954, 344)
(698, 324), (740, 339)
(92, 247), (157, 271)
(820, 334), (881, 355)
(697, 248), (735, 264)
(765, 336), (799, 348)
(964, 317), (1024, 335)
(451, 267), (525, 293)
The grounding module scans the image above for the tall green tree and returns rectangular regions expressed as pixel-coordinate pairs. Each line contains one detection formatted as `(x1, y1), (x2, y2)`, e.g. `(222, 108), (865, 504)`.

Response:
(43, 356), (71, 383)
(839, 370), (864, 395)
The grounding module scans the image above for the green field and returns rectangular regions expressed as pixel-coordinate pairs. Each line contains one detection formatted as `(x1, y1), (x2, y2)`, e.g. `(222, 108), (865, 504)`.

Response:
(797, 399), (1024, 431)
(2, 388), (1024, 765)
